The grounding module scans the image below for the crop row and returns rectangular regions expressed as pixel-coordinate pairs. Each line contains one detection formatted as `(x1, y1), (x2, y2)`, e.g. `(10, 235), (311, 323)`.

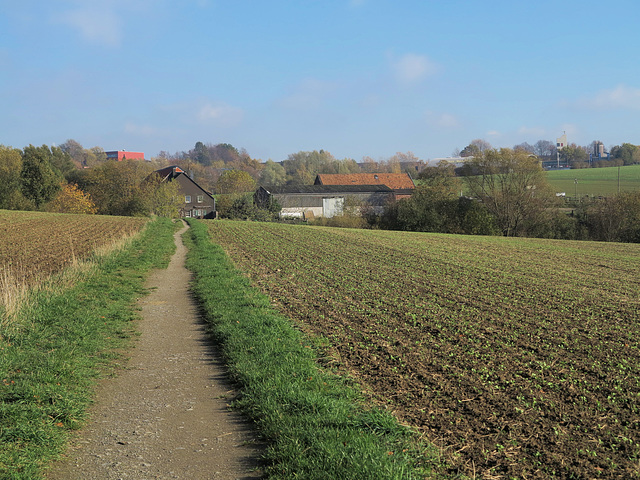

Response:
(206, 220), (640, 479)
(0, 210), (148, 287)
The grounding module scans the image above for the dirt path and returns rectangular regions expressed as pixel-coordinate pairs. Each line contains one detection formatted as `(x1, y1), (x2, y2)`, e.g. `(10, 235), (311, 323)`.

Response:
(45, 222), (263, 480)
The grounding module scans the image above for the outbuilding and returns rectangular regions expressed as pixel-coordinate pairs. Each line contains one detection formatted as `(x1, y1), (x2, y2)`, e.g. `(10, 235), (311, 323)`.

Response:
(254, 184), (396, 219)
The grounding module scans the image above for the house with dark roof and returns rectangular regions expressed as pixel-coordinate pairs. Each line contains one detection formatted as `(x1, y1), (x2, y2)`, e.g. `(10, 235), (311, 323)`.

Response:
(314, 173), (415, 199)
(254, 184), (396, 219)
(154, 166), (216, 219)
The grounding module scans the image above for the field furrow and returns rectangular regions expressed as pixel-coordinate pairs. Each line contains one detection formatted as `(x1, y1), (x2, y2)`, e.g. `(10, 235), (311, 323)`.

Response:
(205, 220), (640, 479)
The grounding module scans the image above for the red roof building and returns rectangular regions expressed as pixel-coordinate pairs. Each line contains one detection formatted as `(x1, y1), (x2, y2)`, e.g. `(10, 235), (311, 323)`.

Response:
(314, 173), (415, 190)
(106, 150), (145, 161)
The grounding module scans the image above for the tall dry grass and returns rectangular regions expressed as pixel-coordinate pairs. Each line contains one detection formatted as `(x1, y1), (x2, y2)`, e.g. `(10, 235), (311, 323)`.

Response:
(0, 229), (144, 325)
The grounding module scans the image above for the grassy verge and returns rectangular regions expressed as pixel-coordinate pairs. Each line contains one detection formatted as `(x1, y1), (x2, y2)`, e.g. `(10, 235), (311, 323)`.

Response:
(184, 218), (441, 479)
(0, 217), (178, 479)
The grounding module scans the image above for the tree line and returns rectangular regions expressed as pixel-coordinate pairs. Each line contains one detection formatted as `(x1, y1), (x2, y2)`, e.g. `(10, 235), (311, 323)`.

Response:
(457, 138), (640, 169)
(366, 148), (640, 243)
(2, 138), (639, 243)
(0, 144), (182, 217)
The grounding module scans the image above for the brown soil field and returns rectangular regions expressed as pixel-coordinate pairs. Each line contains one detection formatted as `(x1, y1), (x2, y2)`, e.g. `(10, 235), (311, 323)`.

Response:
(0, 210), (148, 287)
(205, 220), (640, 480)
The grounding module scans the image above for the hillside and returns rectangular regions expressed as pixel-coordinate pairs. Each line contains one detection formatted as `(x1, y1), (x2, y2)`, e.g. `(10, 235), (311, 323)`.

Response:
(545, 164), (640, 196)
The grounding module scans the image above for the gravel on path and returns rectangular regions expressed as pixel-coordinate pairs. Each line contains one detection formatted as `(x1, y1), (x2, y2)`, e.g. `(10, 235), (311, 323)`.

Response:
(45, 222), (264, 480)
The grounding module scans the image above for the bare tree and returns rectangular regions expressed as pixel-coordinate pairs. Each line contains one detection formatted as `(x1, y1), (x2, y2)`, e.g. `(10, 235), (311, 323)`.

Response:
(463, 148), (556, 236)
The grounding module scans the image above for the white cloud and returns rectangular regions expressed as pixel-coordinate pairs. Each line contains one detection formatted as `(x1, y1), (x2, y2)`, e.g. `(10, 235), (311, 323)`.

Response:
(278, 78), (339, 111)
(486, 130), (501, 137)
(390, 53), (439, 85)
(198, 102), (244, 127)
(574, 85), (640, 110)
(559, 123), (579, 138)
(426, 111), (459, 128)
(517, 126), (546, 137)
(52, 0), (154, 47)
(53, 5), (123, 47)
(124, 122), (158, 136)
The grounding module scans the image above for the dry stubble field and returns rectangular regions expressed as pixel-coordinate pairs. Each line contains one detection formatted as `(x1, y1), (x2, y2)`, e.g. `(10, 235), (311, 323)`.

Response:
(205, 220), (640, 480)
(0, 210), (148, 293)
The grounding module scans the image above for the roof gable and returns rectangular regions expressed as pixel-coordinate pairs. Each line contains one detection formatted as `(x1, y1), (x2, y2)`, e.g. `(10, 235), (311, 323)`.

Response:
(153, 166), (214, 199)
(314, 173), (415, 190)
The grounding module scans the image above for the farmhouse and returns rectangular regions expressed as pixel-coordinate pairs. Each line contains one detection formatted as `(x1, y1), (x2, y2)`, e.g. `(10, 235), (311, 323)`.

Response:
(154, 166), (216, 218)
(254, 184), (396, 219)
(314, 173), (415, 199)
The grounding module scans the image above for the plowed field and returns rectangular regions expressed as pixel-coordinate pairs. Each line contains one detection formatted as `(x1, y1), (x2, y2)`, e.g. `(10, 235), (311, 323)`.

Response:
(205, 220), (640, 479)
(0, 210), (148, 287)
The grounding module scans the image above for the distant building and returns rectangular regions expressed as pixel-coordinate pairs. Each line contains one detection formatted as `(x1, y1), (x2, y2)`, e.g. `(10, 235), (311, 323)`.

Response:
(556, 133), (567, 150)
(106, 150), (145, 161)
(555, 133), (568, 168)
(154, 166), (216, 219)
(254, 184), (397, 219)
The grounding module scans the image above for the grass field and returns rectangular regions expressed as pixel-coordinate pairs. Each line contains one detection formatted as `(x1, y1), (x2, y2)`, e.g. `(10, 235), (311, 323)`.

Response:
(205, 220), (640, 479)
(545, 164), (640, 197)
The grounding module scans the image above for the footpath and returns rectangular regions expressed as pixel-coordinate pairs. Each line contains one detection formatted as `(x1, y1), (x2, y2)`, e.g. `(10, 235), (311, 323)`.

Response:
(45, 222), (263, 480)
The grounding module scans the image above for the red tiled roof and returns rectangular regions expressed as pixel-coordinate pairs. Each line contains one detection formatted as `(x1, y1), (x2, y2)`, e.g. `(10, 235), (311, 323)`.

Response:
(315, 173), (415, 190)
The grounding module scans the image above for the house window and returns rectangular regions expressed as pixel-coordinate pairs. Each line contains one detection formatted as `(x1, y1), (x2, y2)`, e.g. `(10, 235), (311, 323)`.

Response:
(185, 195), (191, 203)
(197, 195), (203, 203)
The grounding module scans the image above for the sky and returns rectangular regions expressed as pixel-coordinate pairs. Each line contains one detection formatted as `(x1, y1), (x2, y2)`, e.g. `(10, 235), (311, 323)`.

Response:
(2, 0), (640, 163)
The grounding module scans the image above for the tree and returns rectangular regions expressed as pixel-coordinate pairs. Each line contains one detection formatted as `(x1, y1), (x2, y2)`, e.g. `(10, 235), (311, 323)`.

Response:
(20, 145), (63, 209)
(514, 142), (535, 154)
(60, 139), (104, 168)
(90, 146), (107, 165)
(417, 160), (461, 197)
(533, 140), (556, 158)
(192, 141), (212, 166)
(460, 139), (492, 158)
(59, 139), (84, 164)
(0, 145), (32, 210)
(45, 183), (97, 214)
(49, 145), (77, 181)
(610, 143), (640, 166)
(81, 160), (155, 216)
(462, 148), (556, 237)
(209, 143), (240, 165)
(387, 151), (425, 174)
(559, 143), (589, 167)
(216, 170), (257, 195)
(282, 150), (359, 184)
(259, 160), (287, 186)
(385, 161), (498, 235)
(582, 192), (640, 242)
(143, 174), (183, 218)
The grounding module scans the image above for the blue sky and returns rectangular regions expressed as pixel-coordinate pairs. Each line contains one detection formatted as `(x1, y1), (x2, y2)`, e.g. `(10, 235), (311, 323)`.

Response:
(2, 0), (640, 162)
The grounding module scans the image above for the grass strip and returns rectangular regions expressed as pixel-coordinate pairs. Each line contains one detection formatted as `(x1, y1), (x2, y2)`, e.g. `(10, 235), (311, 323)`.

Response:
(184, 218), (440, 479)
(0, 217), (178, 479)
